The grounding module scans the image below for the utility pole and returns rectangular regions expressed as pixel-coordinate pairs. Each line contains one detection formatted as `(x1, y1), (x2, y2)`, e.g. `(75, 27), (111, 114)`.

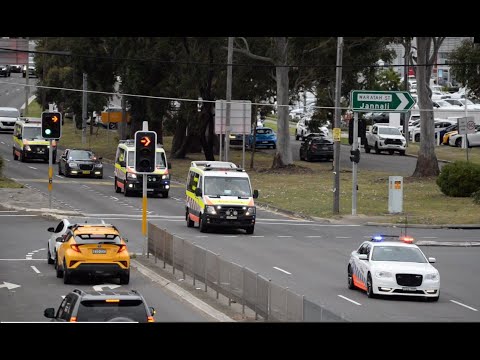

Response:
(24, 37), (29, 117)
(82, 73), (87, 145)
(403, 39), (410, 146)
(333, 37), (343, 214)
(225, 37), (234, 162)
(351, 112), (359, 215)
(41, 37), (47, 111)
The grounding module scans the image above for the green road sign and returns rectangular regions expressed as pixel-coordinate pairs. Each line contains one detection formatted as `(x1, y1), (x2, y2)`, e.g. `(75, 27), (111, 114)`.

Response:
(351, 90), (415, 112)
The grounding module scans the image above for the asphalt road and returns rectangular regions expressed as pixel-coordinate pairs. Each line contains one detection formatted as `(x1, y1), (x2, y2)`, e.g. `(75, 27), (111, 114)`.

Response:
(1, 136), (479, 322)
(0, 214), (212, 322)
(0, 72), (36, 111)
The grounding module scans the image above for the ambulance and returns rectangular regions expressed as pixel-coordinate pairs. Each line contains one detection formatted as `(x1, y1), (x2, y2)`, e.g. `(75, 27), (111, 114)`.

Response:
(185, 161), (259, 234)
(12, 118), (57, 162)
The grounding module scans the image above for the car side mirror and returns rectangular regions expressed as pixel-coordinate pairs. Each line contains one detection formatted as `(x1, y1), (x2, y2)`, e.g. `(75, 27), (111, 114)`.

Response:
(123, 238), (128, 243)
(195, 188), (202, 197)
(98, 157), (103, 160)
(119, 161), (125, 167)
(149, 307), (156, 316)
(44, 308), (55, 318)
(47, 227), (55, 232)
(56, 236), (64, 242)
(358, 254), (368, 260)
(253, 189), (259, 199)
(168, 163), (172, 169)
(428, 257), (436, 263)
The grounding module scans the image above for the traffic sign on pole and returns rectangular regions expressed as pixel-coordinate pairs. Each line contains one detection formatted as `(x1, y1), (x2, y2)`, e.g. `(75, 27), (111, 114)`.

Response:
(351, 90), (415, 112)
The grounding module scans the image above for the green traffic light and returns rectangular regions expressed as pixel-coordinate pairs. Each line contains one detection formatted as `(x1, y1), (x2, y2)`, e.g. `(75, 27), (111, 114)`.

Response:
(45, 129), (52, 135)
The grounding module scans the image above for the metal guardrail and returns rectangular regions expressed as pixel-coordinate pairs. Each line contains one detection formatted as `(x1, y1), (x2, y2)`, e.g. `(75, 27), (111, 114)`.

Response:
(147, 223), (347, 322)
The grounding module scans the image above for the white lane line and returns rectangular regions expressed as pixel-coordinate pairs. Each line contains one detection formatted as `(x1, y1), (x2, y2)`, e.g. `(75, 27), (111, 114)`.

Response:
(336, 236), (351, 239)
(110, 197), (119, 201)
(28, 166), (37, 170)
(61, 295), (65, 299)
(74, 209), (82, 211)
(55, 175), (63, 178)
(26, 253), (34, 255)
(250, 236), (264, 238)
(450, 300), (478, 312)
(108, 176), (114, 179)
(224, 236), (238, 238)
(261, 218), (313, 222)
(171, 197), (180, 201)
(31, 266), (41, 274)
(273, 266), (291, 275)
(32, 250), (39, 253)
(257, 222), (360, 227)
(278, 236), (292, 238)
(0, 259), (44, 261)
(38, 248), (46, 251)
(82, 185), (89, 188)
(0, 141), (4, 144)
(195, 236), (208, 238)
(338, 295), (362, 306)
(421, 237), (438, 239)
(306, 235), (322, 238)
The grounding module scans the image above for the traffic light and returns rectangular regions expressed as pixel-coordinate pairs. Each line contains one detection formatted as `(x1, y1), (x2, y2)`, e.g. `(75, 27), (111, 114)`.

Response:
(348, 119), (353, 145)
(350, 148), (360, 163)
(134, 131), (157, 173)
(41, 111), (62, 139)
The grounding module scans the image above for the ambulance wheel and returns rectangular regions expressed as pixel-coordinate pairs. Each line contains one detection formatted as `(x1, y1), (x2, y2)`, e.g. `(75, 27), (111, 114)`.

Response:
(124, 186), (130, 197)
(19, 151), (24, 162)
(114, 177), (121, 193)
(199, 214), (208, 233)
(186, 210), (194, 227)
(162, 191), (169, 198)
(13, 150), (18, 160)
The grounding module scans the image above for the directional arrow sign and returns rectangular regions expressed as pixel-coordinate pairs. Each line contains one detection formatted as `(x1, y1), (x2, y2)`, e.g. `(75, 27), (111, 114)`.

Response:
(0, 281), (21, 290)
(93, 284), (120, 291)
(140, 136), (151, 147)
(351, 90), (415, 112)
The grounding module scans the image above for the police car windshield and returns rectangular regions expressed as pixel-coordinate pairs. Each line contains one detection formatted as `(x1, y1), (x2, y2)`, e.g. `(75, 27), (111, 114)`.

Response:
(204, 177), (251, 197)
(371, 246), (427, 263)
(127, 151), (166, 168)
(23, 127), (42, 139)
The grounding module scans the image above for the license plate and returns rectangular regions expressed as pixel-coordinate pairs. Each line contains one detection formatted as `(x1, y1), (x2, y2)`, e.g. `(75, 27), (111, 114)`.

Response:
(226, 216), (237, 219)
(262, 141), (268, 143)
(83, 170), (90, 174)
(147, 188), (154, 191)
(402, 287), (417, 292)
(92, 249), (107, 254)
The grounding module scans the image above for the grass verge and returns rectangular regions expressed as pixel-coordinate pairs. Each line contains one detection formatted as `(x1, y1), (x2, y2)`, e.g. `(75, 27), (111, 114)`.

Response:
(0, 177), (23, 188)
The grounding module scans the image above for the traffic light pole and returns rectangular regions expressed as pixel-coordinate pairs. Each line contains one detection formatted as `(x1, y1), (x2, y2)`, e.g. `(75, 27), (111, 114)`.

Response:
(352, 112), (359, 216)
(141, 121), (149, 257)
(48, 139), (53, 209)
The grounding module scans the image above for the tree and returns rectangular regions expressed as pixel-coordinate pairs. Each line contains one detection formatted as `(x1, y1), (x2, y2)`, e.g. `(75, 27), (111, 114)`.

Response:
(449, 39), (480, 100)
(412, 37), (445, 177)
(372, 68), (402, 91)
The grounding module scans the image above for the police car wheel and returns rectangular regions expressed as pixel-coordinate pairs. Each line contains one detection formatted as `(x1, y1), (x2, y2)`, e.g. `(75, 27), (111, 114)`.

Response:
(47, 245), (54, 265)
(347, 265), (355, 289)
(366, 273), (376, 298)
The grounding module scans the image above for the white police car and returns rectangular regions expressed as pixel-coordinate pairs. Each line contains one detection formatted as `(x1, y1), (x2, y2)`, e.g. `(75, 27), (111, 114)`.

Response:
(347, 235), (440, 301)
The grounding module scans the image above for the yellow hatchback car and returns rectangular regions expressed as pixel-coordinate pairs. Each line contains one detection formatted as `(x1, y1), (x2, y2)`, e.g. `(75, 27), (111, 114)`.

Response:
(56, 224), (130, 285)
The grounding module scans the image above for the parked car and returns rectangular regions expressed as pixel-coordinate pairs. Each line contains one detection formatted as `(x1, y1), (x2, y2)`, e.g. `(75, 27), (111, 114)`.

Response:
(0, 107), (20, 132)
(295, 118), (329, 140)
(365, 124), (406, 155)
(0, 64), (11, 77)
(299, 136), (334, 162)
(247, 127), (277, 149)
(58, 148), (103, 178)
(448, 126), (480, 147)
(44, 288), (156, 322)
(9, 64), (22, 73)
(22, 64), (36, 78)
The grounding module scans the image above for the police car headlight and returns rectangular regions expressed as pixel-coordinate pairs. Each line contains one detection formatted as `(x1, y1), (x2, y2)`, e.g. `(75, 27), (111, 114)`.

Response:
(375, 271), (393, 278)
(206, 206), (217, 215)
(25, 145), (31, 151)
(246, 207), (256, 216)
(127, 173), (137, 179)
(94, 163), (103, 168)
(68, 162), (78, 168)
(425, 272), (439, 281)
(162, 174), (169, 180)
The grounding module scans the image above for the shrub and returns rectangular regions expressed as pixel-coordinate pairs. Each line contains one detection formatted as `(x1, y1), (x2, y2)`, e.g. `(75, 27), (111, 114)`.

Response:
(473, 190), (480, 205)
(436, 161), (480, 197)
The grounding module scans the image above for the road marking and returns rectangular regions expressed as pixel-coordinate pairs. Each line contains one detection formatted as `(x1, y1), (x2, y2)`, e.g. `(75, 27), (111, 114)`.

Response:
(261, 218), (312, 222)
(336, 236), (351, 239)
(0, 282), (21, 290)
(273, 266), (291, 275)
(0, 211), (17, 213)
(278, 235), (292, 238)
(30, 266), (41, 274)
(93, 284), (120, 291)
(61, 295), (65, 299)
(195, 236), (208, 238)
(421, 237), (438, 239)
(55, 175), (63, 178)
(28, 166), (37, 170)
(338, 295), (362, 306)
(109, 176), (114, 179)
(450, 300), (478, 312)
(257, 222), (360, 227)
(250, 236), (264, 238)
(0, 259), (44, 261)
(110, 197), (119, 201)
(306, 235), (322, 238)
(224, 236), (238, 238)
(27, 253), (34, 256)
(0, 141), (4, 144)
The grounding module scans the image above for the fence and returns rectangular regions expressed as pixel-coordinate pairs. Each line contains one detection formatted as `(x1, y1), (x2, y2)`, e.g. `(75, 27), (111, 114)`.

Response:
(147, 223), (347, 322)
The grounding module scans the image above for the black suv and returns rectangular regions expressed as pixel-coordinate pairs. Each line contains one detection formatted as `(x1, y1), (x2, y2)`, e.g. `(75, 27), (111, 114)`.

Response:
(58, 148), (103, 178)
(44, 288), (156, 322)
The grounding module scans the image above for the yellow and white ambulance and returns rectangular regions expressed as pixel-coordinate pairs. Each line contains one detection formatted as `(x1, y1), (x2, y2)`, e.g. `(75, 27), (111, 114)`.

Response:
(12, 118), (57, 162)
(185, 161), (259, 234)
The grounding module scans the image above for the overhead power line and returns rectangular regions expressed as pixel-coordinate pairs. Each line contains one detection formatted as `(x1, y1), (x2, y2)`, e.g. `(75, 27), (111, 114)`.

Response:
(1, 47), (479, 69)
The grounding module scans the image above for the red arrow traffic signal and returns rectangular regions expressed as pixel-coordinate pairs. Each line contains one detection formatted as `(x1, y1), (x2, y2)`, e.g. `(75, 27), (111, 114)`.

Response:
(140, 136), (151, 147)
